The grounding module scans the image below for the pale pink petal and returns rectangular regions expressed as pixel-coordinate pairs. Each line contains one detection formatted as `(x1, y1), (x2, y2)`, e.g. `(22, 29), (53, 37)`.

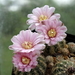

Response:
(50, 40), (57, 45)
(27, 14), (33, 18)
(19, 30), (26, 42)
(50, 15), (58, 21)
(9, 44), (22, 50)
(28, 23), (36, 30)
(54, 37), (63, 42)
(27, 19), (37, 24)
(60, 26), (67, 32)
(33, 36), (45, 45)
(20, 48), (34, 53)
(53, 13), (60, 19)
(45, 39), (50, 44)
(28, 14), (38, 20)
(48, 7), (55, 16)
(32, 7), (42, 16)
(41, 5), (49, 15)
(33, 39), (43, 45)
(36, 25), (48, 34)
(11, 36), (21, 45)
(34, 44), (45, 50)
(29, 33), (38, 42)
(57, 21), (62, 26)
(22, 30), (32, 41)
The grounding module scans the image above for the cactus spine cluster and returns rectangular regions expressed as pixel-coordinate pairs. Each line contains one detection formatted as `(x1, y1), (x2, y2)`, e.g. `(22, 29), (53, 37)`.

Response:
(51, 60), (75, 75)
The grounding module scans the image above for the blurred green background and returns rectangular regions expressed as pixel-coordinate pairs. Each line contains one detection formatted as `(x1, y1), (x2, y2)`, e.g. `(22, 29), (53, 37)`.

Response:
(0, 0), (75, 75)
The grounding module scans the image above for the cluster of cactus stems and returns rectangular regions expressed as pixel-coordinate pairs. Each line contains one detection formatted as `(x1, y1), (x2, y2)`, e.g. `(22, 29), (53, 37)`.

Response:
(52, 60), (75, 75)
(12, 40), (75, 75)
(45, 40), (75, 75)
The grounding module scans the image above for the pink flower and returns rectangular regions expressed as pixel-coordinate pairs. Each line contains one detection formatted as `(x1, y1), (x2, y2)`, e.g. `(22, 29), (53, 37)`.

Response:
(9, 30), (45, 53)
(36, 19), (67, 46)
(13, 52), (38, 72)
(27, 5), (60, 30)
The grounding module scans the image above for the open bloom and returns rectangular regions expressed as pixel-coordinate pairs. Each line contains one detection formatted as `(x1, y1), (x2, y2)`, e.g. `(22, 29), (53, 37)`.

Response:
(13, 52), (38, 72)
(27, 5), (60, 30)
(9, 30), (45, 53)
(36, 19), (67, 46)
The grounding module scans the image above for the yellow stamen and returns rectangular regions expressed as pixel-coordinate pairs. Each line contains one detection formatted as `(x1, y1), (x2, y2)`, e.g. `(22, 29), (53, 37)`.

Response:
(48, 29), (56, 38)
(22, 57), (30, 64)
(22, 41), (32, 49)
(39, 15), (48, 21)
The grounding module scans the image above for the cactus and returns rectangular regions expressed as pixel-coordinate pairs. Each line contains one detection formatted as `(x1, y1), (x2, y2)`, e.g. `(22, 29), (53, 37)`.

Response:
(12, 40), (75, 75)
(68, 42), (75, 53)
(51, 60), (75, 75)
(43, 40), (69, 57)
(12, 55), (47, 75)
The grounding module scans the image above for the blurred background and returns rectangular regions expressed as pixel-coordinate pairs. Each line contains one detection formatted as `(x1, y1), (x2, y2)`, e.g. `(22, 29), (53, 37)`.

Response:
(0, 0), (75, 75)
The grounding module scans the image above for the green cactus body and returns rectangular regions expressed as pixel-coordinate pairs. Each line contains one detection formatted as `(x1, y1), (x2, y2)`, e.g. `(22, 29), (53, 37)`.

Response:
(12, 55), (47, 75)
(68, 42), (75, 53)
(52, 60), (75, 75)
(43, 40), (68, 57)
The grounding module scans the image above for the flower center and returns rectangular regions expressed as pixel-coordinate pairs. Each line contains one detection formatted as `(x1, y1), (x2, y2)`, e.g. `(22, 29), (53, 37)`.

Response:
(22, 41), (33, 49)
(21, 56), (31, 65)
(39, 15), (48, 21)
(48, 29), (56, 38)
